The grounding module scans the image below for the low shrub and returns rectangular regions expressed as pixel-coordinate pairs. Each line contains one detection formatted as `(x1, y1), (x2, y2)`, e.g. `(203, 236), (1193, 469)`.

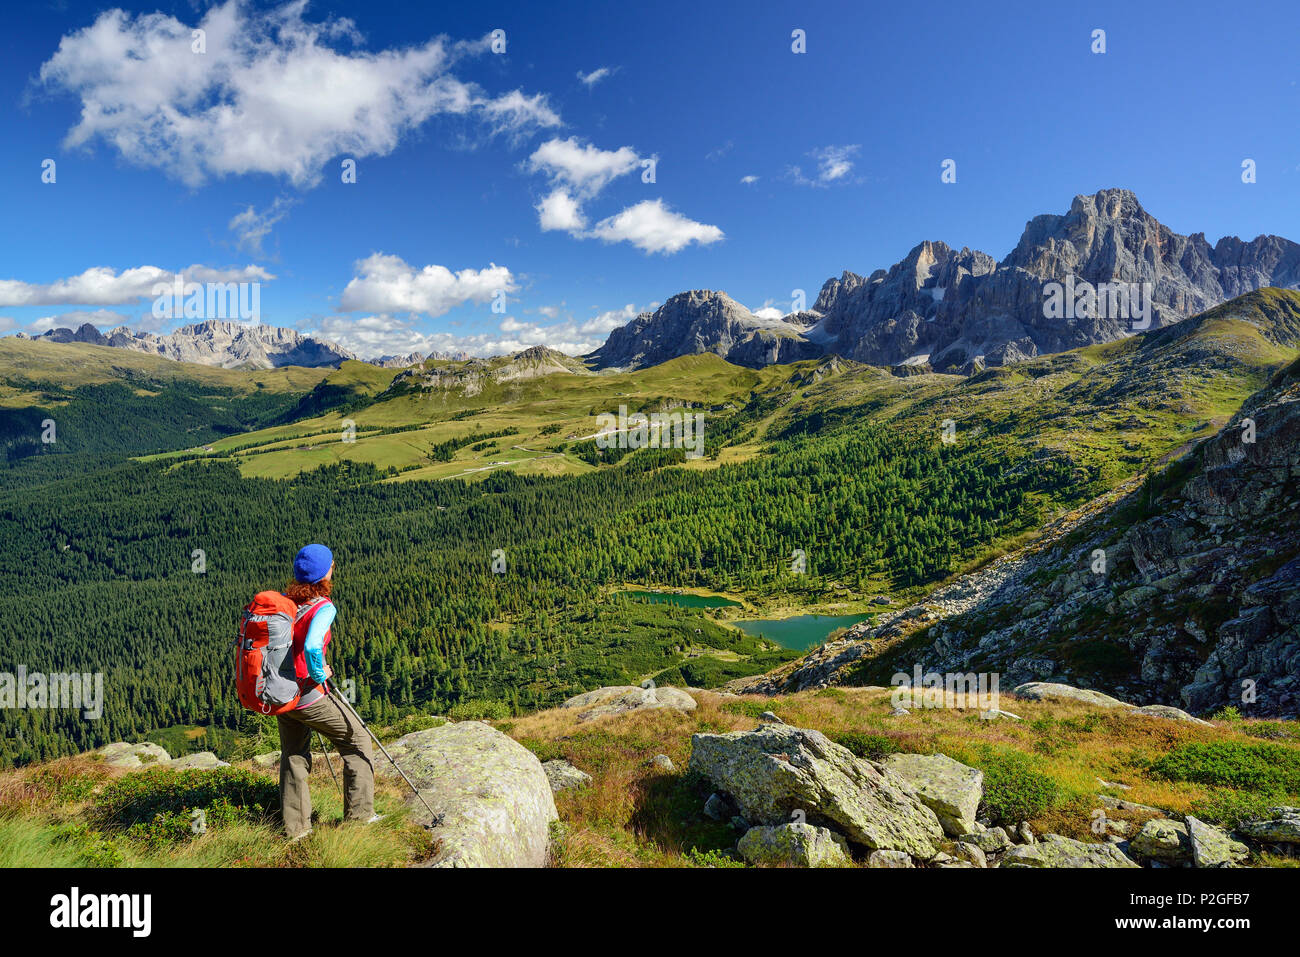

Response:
(830, 731), (903, 762)
(93, 767), (278, 833)
(973, 748), (1063, 825)
(448, 699), (511, 721)
(1148, 742), (1300, 795)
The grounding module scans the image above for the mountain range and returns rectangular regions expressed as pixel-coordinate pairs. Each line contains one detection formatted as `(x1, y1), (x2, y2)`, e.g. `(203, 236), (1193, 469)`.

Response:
(13, 189), (1300, 380)
(16, 319), (466, 370)
(590, 188), (1300, 373)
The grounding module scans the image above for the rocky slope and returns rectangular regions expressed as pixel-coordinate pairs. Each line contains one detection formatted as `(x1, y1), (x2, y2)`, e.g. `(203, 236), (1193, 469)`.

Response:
(593, 189), (1300, 373)
(729, 345), (1300, 717)
(587, 289), (821, 370)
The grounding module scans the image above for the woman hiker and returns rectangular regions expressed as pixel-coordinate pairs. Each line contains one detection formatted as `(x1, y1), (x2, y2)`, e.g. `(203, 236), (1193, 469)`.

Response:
(278, 543), (377, 840)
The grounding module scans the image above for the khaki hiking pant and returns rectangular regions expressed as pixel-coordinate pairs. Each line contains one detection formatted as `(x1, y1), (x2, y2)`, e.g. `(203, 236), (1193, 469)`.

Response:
(277, 694), (374, 837)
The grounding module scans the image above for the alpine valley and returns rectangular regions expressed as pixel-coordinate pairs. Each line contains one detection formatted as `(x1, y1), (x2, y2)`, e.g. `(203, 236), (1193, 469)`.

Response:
(2, 191), (1299, 870)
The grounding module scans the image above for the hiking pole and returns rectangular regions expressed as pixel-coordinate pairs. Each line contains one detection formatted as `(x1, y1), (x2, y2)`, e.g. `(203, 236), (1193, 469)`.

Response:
(326, 683), (441, 827)
(314, 731), (342, 797)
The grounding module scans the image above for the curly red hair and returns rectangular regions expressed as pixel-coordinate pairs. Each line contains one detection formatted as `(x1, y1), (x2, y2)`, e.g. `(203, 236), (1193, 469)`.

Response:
(284, 577), (332, 605)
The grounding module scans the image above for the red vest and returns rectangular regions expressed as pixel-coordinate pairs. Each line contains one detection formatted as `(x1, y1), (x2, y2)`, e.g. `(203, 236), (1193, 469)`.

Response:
(291, 597), (332, 688)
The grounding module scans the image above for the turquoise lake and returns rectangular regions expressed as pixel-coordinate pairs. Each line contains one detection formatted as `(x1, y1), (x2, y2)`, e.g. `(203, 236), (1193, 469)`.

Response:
(618, 590), (868, 651)
(732, 614), (870, 651)
(617, 590), (742, 609)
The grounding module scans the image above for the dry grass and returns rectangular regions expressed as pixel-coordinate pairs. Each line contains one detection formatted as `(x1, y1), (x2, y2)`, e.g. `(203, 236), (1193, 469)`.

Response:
(0, 751), (433, 868)
(497, 687), (1300, 866)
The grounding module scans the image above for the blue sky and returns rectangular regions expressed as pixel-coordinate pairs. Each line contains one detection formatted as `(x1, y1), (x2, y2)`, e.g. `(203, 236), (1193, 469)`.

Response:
(2, 0), (1299, 358)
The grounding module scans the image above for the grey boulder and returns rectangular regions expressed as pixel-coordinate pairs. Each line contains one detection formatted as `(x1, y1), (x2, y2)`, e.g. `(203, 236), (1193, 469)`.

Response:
(561, 685), (697, 722)
(736, 822), (852, 868)
(882, 752), (983, 836)
(1129, 819), (1191, 865)
(1187, 815), (1250, 867)
(541, 759), (591, 793)
(1237, 807), (1300, 844)
(688, 724), (944, 857)
(381, 721), (557, 868)
(867, 849), (915, 868)
(1013, 682), (1130, 708)
(1000, 834), (1139, 868)
(168, 751), (230, 770)
(95, 742), (171, 768)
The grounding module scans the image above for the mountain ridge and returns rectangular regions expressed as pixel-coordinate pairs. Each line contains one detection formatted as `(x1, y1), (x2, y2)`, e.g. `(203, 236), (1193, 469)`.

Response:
(15, 320), (469, 371)
(591, 189), (1300, 373)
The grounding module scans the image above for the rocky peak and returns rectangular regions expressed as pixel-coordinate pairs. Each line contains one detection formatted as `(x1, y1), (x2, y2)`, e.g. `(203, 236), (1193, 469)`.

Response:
(588, 289), (821, 370)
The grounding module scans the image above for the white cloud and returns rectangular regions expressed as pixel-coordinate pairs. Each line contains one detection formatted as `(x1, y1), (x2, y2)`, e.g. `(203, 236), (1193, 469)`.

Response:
(478, 89), (562, 136)
(587, 200), (723, 255)
(789, 144), (861, 187)
(338, 253), (515, 317)
(536, 189), (587, 233)
(0, 265), (272, 307)
(576, 67), (616, 88)
(37, 2), (561, 187)
(525, 138), (721, 254)
(740, 174), (759, 185)
(752, 307), (785, 320)
(579, 304), (638, 335)
(229, 197), (296, 256)
(527, 136), (640, 197)
(317, 302), (646, 359)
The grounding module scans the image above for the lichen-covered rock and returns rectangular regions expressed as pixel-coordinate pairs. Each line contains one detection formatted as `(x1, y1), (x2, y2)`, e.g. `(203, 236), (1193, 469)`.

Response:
(981, 709), (1023, 721)
(1238, 807), (1300, 844)
(95, 742), (171, 768)
(867, 849), (914, 868)
(959, 826), (1012, 854)
(252, 751), (281, 767)
(999, 834), (1139, 868)
(953, 840), (988, 867)
(688, 725), (944, 857)
(1013, 682), (1130, 708)
(736, 823), (851, 868)
(168, 751), (230, 770)
(560, 685), (696, 722)
(382, 721), (557, 868)
(1129, 819), (1191, 865)
(651, 754), (676, 771)
(882, 752), (983, 836)
(541, 760), (591, 792)
(1186, 815), (1249, 867)
(1130, 705), (1211, 725)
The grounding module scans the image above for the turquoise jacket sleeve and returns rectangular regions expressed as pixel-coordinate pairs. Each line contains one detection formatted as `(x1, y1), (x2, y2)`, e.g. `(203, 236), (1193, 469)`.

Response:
(303, 601), (336, 685)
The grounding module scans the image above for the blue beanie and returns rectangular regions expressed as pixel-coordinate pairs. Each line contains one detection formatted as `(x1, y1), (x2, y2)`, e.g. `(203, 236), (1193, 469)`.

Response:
(293, 544), (333, 584)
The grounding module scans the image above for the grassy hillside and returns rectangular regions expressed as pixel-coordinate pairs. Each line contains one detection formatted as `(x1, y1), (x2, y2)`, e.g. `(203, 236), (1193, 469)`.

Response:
(0, 337), (328, 403)
(0, 338), (330, 463)
(2, 687), (1296, 868)
(510, 688), (1300, 868)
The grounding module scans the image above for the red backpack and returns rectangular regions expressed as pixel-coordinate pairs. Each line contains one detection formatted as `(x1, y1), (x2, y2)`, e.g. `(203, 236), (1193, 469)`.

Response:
(234, 592), (305, 715)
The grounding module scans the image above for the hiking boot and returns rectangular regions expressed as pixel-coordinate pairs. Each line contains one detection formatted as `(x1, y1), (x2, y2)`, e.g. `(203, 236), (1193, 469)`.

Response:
(287, 830), (312, 843)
